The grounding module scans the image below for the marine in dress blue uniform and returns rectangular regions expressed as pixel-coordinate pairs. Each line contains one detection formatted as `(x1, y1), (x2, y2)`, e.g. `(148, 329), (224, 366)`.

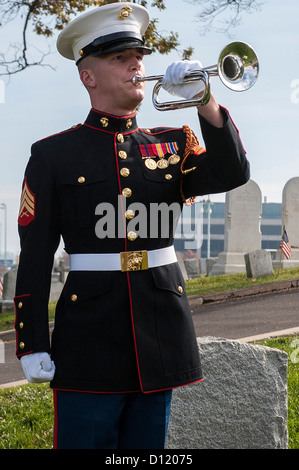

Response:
(14, 2), (250, 449)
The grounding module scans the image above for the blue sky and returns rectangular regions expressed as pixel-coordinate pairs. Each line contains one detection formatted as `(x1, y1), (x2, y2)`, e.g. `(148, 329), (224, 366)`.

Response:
(0, 0), (299, 255)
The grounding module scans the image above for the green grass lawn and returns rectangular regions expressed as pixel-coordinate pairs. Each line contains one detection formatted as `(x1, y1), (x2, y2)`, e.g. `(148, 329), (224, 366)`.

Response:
(185, 266), (299, 296)
(258, 336), (299, 449)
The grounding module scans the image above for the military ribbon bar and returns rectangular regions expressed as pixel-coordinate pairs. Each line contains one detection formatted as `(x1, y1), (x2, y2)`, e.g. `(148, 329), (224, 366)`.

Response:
(139, 142), (178, 158)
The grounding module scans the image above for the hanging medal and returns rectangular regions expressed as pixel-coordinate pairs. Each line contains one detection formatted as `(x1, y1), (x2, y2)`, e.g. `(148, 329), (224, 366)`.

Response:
(157, 158), (169, 169)
(144, 158), (157, 170)
(168, 154), (180, 165)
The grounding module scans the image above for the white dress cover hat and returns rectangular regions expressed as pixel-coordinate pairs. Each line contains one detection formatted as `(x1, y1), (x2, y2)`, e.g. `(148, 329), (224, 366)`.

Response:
(56, 2), (152, 64)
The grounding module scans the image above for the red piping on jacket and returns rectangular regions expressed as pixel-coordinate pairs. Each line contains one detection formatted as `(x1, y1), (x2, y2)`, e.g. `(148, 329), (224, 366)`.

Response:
(113, 133), (144, 392)
(51, 378), (204, 396)
(90, 108), (136, 120)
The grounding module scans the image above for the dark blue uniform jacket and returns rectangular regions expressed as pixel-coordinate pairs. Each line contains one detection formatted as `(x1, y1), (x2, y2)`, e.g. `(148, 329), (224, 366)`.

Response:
(14, 106), (249, 393)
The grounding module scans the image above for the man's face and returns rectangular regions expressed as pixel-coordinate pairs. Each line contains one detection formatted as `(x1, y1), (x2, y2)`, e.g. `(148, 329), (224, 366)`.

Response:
(84, 48), (146, 114)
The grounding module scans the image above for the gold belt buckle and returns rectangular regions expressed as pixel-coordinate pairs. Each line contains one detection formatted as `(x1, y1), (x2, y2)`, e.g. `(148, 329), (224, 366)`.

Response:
(120, 250), (149, 272)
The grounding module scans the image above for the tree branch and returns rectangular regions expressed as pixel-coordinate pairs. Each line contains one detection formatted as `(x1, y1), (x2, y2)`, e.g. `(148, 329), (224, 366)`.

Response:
(185, 0), (263, 36)
(0, 1), (56, 76)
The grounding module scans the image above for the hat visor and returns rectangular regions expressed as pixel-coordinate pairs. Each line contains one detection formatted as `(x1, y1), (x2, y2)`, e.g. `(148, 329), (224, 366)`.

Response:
(90, 40), (152, 57)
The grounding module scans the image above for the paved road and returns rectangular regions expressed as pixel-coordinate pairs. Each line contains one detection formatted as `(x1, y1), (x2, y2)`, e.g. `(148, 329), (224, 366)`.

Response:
(192, 288), (299, 339)
(1, 288), (299, 387)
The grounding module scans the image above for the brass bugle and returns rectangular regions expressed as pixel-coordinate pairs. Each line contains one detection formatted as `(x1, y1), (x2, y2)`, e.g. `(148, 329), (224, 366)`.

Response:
(132, 41), (259, 111)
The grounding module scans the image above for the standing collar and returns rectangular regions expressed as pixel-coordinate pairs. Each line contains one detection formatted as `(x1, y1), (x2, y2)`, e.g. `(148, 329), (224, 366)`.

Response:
(84, 108), (138, 133)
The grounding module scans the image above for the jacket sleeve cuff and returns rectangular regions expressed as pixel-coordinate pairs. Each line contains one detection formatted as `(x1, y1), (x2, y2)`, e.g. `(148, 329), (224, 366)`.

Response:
(14, 294), (34, 357)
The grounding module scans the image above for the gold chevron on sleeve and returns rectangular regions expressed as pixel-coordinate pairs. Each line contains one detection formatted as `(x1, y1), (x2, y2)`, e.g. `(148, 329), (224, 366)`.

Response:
(18, 177), (36, 226)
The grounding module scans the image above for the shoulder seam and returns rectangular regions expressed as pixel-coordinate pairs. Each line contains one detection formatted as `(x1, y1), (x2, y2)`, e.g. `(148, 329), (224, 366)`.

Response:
(37, 124), (82, 143)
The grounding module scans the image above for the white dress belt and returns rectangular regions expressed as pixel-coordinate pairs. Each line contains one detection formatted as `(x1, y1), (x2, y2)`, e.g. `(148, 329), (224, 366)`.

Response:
(69, 246), (177, 272)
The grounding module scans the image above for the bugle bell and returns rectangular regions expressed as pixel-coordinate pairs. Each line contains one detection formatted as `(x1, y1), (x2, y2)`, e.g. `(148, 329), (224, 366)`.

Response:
(132, 41), (259, 111)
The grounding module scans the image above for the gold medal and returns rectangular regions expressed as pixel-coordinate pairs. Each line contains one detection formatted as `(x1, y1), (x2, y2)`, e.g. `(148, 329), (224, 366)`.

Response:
(145, 158), (157, 170)
(157, 158), (169, 169)
(168, 154), (180, 165)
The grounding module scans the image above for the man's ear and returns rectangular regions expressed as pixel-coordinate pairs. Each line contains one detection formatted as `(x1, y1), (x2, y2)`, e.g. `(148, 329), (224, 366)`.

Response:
(80, 68), (96, 88)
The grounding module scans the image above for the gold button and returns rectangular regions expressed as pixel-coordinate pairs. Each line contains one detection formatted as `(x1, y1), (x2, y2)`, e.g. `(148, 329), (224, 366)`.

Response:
(178, 285), (184, 294)
(165, 174), (172, 180)
(120, 167), (130, 177)
(19, 322), (24, 329)
(119, 150), (127, 160)
(127, 231), (137, 241)
(78, 176), (85, 184)
(18, 302), (23, 309)
(19, 342), (25, 349)
(126, 119), (132, 129)
(125, 209), (135, 220)
(117, 134), (124, 143)
(71, 294), (78, 302)
(122, 188), (132, 198)
(79, 49), (84, 56)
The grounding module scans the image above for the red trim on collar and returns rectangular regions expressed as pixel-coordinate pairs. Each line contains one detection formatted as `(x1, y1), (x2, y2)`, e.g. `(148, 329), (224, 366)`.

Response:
(91, 108), (137, 120)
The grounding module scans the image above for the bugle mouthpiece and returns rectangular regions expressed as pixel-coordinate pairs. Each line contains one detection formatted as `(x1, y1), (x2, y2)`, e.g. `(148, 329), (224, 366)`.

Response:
(132, 75), (143, 86)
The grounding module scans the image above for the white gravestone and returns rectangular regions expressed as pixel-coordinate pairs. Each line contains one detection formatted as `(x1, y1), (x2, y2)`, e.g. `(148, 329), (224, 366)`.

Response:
(210, 180), (262, 275)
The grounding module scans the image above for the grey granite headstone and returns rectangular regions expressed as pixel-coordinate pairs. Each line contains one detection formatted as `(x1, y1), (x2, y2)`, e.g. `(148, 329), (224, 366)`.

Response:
(166, 337), (288, 449)
(2, 269), (17, 300)
(206, 258), (217, 275)
(245, 249), (274, 278)
(210, 180), (262, 275)
(1, 267), (65, 304)
(184, 258), (199, 278)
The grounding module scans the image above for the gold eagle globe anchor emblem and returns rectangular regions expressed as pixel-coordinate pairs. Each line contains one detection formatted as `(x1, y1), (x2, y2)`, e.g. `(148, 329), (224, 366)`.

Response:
(120, 250), (149, 272)
(118, 6), (133, 21)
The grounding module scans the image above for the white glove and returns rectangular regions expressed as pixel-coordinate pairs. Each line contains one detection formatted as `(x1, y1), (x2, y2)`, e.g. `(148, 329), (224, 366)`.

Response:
(162, 60), (206, 100)
(21, 352), (55, 383)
